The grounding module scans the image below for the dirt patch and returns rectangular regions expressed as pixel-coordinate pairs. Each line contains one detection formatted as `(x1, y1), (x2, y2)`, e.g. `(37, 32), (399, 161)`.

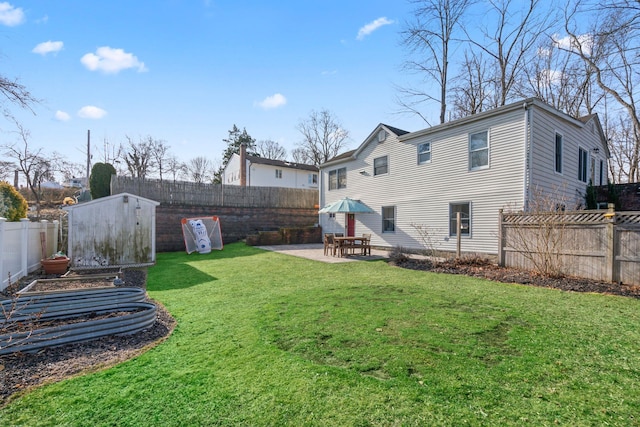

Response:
(391, 257), (640, 299)
(0, 268), (176, 406)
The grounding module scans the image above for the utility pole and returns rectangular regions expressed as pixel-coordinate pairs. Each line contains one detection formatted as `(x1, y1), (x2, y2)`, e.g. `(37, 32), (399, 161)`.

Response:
(86, 130), (91, 190)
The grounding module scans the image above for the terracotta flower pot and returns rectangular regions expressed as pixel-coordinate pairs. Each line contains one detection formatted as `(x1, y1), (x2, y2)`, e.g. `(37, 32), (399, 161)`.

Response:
(41, 257), (69, 275)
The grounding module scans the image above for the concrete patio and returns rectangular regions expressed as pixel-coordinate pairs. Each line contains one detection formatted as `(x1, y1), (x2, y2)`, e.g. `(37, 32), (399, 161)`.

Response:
(256, 243), (390, 263)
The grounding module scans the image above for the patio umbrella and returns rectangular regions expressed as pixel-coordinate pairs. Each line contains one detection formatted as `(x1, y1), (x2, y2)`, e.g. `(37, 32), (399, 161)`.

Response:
(318, 197), (375, 213)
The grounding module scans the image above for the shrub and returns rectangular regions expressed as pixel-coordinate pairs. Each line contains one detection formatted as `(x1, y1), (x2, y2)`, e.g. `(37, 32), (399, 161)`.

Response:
(0, 181), (28, 221)
(388, 246), (410, 265)
(89, 163), (116, 199)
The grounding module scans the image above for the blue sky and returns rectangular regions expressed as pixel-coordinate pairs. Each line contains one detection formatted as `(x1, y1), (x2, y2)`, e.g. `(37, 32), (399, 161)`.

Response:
(1, 1), (430, 172)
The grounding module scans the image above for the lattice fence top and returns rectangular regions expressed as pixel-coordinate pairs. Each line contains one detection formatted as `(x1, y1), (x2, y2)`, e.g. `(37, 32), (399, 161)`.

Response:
(617, 212), (640, 225)
(502, 210), (609, 225)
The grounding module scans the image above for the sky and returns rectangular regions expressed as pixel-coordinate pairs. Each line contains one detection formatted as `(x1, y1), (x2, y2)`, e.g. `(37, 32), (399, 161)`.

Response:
(0, 0), (431, 175)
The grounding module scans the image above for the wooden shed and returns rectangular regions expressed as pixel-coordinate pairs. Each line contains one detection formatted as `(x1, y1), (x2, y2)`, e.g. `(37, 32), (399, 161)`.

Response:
(63, 193), (160, 268)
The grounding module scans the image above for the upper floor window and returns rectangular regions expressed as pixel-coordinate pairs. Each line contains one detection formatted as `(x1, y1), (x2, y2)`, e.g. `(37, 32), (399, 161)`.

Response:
(418, 142), (431, 164)
(469, 130), (489, 170)
(275, 169), (282, 179)
(328, 167), (347, 190)
(555, 133), (563, 174)
(309, 173), (318, 185)
(578, 148), (588, 183)
(374, 156), (388, 176)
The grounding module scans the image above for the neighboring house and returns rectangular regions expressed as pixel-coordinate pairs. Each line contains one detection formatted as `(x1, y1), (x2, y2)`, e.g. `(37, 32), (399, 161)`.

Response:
(223, 145), (319, 189)
(319, 98), (610, 255)
(67, 177), (86, 188)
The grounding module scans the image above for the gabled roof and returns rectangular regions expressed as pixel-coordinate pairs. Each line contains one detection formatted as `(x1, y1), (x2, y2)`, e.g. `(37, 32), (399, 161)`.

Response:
(322, 123), (410, 167)
(246, 155), (318, 172)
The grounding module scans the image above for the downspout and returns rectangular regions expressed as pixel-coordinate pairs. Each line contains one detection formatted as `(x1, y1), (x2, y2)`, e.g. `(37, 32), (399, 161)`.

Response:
(523, 102), (532, 211)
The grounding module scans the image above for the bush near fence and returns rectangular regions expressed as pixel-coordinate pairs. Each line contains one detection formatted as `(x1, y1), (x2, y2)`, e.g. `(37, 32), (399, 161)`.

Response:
(498, 205), (640, 285)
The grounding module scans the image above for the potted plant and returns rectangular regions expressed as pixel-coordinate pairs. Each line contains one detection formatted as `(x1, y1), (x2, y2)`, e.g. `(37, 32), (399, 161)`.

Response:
(41, 254), (69, 275)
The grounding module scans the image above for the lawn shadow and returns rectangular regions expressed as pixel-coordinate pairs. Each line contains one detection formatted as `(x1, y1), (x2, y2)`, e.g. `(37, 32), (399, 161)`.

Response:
(150, 243), (267, 291)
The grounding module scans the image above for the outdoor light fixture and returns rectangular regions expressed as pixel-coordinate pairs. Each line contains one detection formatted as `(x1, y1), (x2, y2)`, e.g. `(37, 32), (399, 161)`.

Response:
(592, 148), (600, 154)
(359, 170), (367, 175)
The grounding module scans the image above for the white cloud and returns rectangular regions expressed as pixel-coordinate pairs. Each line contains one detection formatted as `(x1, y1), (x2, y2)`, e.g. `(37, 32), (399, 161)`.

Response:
(33, 40), (64, 55)
(255, 93), (287, 110)
(552, 33), (593, 55)
(80, 46), (147, 74)
(0, 2), (24, 26)
(357, 17), (394, 40)
(54, 110), (71, 121)
(77, 106), (107, 119)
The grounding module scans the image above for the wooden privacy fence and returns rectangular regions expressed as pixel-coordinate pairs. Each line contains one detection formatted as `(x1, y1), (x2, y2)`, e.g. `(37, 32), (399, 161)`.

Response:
(111, 176), (318, 209)
(0, 218), (59, 291)
(498, 206), (640, 285)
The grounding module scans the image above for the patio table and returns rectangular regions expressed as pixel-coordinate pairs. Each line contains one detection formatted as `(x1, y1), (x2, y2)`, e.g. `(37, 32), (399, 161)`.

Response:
(333, 236), (371, 257)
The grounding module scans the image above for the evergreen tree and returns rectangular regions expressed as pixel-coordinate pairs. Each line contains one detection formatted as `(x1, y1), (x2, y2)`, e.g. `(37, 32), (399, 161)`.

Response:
(89, 162), (117, 199)
(221, 125), (258, 165)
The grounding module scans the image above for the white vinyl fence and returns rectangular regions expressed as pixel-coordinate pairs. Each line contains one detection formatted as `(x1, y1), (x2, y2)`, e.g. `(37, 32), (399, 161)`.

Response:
(0, 218), (59, 292)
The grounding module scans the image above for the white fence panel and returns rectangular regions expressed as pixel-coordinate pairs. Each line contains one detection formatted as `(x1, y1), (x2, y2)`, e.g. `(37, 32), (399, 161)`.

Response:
(0, 218), (59, 292)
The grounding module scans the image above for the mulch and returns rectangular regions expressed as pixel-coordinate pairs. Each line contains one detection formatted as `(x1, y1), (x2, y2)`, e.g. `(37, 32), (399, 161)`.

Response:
(391, 256), (640, 299)
(0, 268), (176, 406)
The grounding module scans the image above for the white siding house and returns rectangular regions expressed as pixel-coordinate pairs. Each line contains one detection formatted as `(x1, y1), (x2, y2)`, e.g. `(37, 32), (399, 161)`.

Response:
(223, 153), (319, 189)
(319, 99), (609, 255)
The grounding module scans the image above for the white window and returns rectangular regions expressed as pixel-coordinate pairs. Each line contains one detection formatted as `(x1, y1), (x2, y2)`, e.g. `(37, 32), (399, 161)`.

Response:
(469, 131), (489, 170)
(275, 169), (282, 179)
(555, 133), (563, 174)
(328, 167), (346, 190)
(599, 160), (604, 185)
(374, 156), (388, 176)
(449, 203), (470, 236)
(418, 142), (431, 164)
(578, 148), (588, 183)
(382, 206), (395, 233)
(309, 173), (318, 184)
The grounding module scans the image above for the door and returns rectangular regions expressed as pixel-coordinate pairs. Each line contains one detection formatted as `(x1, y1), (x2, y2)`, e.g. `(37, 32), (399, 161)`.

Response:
(346, 214), (355, 236)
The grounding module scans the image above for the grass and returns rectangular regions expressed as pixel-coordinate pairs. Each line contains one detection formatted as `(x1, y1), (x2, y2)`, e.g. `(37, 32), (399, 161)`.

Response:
(1, 242), (639, 426)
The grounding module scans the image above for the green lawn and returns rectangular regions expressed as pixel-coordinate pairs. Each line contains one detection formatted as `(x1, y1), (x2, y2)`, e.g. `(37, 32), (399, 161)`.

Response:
(2, 242), (639, 426)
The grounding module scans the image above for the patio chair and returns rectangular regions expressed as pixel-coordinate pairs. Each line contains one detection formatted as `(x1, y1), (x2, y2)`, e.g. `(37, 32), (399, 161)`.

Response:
(361, 233), (371, 256)
(323, 233), (333, 256)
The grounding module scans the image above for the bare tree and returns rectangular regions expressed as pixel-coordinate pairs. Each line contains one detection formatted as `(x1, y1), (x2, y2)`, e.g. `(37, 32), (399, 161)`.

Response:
(151, 139), (170, 181)
(165, 154), (186, 182)
(185, 156), (214, 184)
(399, 0), (474, 124)
(450, 51), (493, 118)
(119, 135), (156, 179)
(562, 0), (640, 182)
(519, 37), (601, 117)
(295, 109), (350, 166)
(2, 121), (60, 216)
(0, 75), (37, 120)
(0, 160), (16, 181)
(290, 147), (312, 164)
(256, 139), (287, 160)
(464, 0), (556, 108)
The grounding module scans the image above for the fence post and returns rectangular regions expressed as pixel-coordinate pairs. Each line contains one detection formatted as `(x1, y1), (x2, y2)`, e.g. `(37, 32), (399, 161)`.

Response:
(498, 209), (505, 267)
(0, 217), (5, 290)
(604, 203), (616, 283)
(20, 218), (30, 278)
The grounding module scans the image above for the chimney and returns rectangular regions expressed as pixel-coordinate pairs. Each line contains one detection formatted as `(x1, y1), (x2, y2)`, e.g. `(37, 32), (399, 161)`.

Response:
(239, 143), (247, 187)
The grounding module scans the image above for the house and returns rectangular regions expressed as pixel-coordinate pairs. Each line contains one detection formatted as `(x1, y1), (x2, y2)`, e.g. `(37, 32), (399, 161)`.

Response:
(223, 144), (319, 189)
(319, 98), (610, 255)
